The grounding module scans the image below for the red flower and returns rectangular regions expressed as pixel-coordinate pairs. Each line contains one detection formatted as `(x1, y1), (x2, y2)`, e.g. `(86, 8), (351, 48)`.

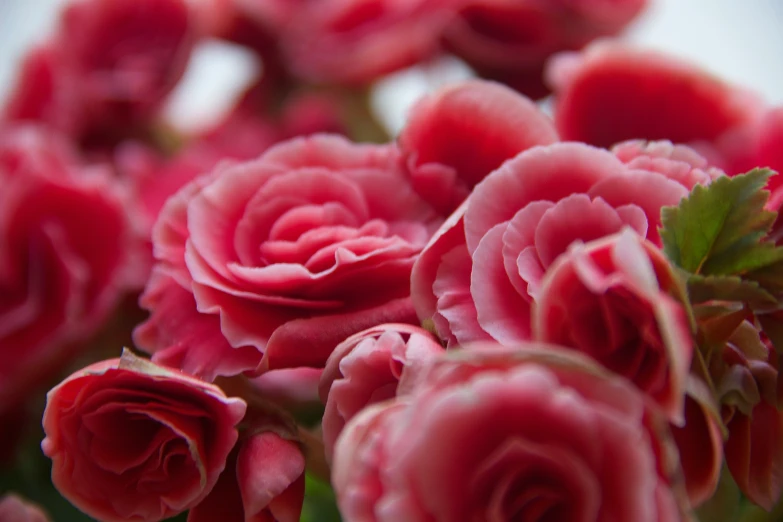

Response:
(547, 41), (763, 148)
(319, 323), (444, 461)
(135, 134), (442, 380)
(332, 345), (689, 522)
(42, 351), (246, 522)
(0, 125), (135, 412)
(533, 231), (694, 422)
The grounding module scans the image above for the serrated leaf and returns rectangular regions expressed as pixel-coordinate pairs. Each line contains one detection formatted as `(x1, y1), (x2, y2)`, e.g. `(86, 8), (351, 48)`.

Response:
(687, 275), (777, 307)
(746, 260), (783, 296)
(702, 242), (783, 276)
(660, 169), (776, 274)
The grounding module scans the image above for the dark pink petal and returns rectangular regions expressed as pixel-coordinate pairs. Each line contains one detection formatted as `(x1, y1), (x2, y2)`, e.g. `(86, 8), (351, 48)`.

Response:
(432, 244), (490, 347)
(548, 42), (763, 148)
(725, 402), (783, 510)
(261, 297), (419, 371)
(589, 171), (688, 246)
(399, 80), (558, 214)
(410, 201), (469, 328)
(465, 142), (626, 254)
(670, 395), (723, 506)
(133, 270), (263, 381)
(472, 224), (533, 344)
(237, 431), (305, 521)
(534, 194), (647, 267)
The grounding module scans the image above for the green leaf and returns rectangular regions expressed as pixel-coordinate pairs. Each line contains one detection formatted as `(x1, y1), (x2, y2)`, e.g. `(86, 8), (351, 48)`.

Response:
(687, 275), (777, 307)
(301, 474), (342, 522)
(660, 169), (777, 275)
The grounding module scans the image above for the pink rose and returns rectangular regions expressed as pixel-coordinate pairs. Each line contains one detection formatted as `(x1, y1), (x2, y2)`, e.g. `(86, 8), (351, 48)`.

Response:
(0, 125), (135, 412)
(2, 45), (81, 136)
(56, 0), (196, 130)
(411, 141), (692, 350)
(135, 134), (442, 379)
(189, 415), (306, 522)
(532, 231), (693, 422)
(612, 139), (725, 190)
(442, 0), (648, 98)
(398, 80), (559, 215)
(332, 345), (690, 522)
(281, 0), (460, 85)
(0, 495), (50, 522)
(319, 323), (445, 461)
(42, 351), (246, 522)
(547, 41), (763, 149)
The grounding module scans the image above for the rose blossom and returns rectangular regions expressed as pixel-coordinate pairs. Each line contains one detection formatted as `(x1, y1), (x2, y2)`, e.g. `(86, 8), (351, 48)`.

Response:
(0, 494), (50, 522)
(0, 125), (135, 413)
(135, 134), (442, 379)
(442, 0), (648, 98)
(532, 231), (693, 422)
(546, 41), (763, 149)
(411, 141), (697, 351)
(42, 350), (246, 522)
(319, 323), (445, 461)
(332, 345), (690, 522)
(398, 80), (559, 215)
(56, 0), (195, 130)
(280, 0), (461, 85)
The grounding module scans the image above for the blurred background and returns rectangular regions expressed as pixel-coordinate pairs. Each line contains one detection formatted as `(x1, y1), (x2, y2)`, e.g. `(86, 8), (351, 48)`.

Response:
(2, 0), (783, 134)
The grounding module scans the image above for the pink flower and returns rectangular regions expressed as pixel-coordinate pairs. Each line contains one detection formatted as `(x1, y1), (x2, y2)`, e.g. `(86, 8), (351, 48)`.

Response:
(0, 125), (135, 413)
(135, 134), (442, 379)
(41, 351), (246, 522)
(56, 0), (196, 129)
(547, 41), (763, 149)
(332, 345), (690, 522)
(443, 0), (648, 98)
(612, 139), (725, 190)
(532, 231), (694, 422)
(4, 0), (195, 141)
(0, 494), (50, 522)
(411, 141), (693, 350)
(319, 323), (445, 462)
(398, 80), (559, 215)
(189, 416), (306, 522)
(281, 0), (460, 85)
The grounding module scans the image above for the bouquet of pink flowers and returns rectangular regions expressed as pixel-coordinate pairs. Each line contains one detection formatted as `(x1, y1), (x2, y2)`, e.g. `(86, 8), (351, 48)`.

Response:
(2, 0), (783, 521)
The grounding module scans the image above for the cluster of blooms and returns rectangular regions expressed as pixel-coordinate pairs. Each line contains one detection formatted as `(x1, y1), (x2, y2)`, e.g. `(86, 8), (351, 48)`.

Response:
(3, 0), (783, 521)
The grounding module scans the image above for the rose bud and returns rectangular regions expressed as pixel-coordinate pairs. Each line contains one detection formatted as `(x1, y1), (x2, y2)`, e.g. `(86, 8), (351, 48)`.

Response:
(0, 494), (50, 522)
(547, 41), (763, 149)
(332, 344), (691, 522)
(42, 350), (246, 522)
(319, 323), (445, 461)
(189, 415), (306, 522)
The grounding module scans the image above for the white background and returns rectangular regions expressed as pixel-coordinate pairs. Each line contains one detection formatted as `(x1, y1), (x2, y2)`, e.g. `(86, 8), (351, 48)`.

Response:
(1, 0), (782, 134)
